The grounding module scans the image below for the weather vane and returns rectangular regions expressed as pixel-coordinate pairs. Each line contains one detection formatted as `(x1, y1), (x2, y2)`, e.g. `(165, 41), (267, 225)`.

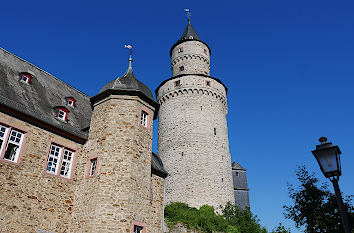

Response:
(124, 44), (133, 67)
(184, 9), (191, 22)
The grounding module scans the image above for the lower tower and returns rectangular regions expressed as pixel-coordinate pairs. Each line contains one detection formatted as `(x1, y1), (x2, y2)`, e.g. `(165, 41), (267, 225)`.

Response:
(156, 18), (234, 210)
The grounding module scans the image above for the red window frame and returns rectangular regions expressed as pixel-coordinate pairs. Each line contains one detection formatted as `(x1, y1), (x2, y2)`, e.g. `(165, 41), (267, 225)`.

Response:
(20, 74), (32, 84)
(67, 97), (76, 107)
(57, 108), (69, 121)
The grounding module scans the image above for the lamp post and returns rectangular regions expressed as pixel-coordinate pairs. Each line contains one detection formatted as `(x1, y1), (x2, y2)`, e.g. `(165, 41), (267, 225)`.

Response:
(311, 137), (352, 233)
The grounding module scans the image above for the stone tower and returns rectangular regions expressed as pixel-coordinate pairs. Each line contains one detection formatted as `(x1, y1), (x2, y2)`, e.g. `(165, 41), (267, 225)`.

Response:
(156, 18), (234, 210)
(71, 55), (162, 232)
(232, 161), (250, 209)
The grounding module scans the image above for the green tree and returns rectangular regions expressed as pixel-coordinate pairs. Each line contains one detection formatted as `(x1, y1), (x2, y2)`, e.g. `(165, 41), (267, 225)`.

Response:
(271, 223), (291, 233)
(222, 202), (268, 233)
(283, 166), (354, 233)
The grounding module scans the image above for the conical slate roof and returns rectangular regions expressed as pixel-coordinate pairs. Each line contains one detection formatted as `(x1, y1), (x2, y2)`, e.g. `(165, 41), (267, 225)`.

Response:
(232, 161), (246, 171)
(98, 61), (154, 101)
(179, 20), (200, 41)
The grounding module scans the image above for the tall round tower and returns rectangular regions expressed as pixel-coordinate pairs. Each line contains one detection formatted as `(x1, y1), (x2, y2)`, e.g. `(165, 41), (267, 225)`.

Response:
(156, 18), (234, 210)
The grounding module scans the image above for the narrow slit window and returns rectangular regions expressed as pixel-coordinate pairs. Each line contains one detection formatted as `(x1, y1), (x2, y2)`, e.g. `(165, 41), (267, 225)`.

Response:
(206, 81), (211, 87)
(214, 128), (216, 135)
(89, 158), (98, 176)
(141, 111), (148, 127)
(175, 80), (181, 86)
(179, 66), (184, 71)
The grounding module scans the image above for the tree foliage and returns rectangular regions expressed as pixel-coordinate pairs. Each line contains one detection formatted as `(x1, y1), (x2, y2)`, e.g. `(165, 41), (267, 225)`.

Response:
(284, 166), (354, 233)
(165, 202), (282, 233)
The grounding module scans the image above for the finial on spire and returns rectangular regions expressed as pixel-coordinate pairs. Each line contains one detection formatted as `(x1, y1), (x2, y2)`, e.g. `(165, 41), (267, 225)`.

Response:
(184, 9), (191, 23)
(124, 44), (133, 68)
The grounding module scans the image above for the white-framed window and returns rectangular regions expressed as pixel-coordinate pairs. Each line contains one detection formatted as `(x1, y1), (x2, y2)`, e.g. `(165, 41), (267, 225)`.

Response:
(89, 158), (98, 176)
(19, 73), (32, 84)
(134, 225), (144, 233)
(57, 108), (68, 121)
(189, 36), (193, 39)
(140, 111), (148, 127)
(178, 47), (183, 53)
(46, 144), (74, 179)
(0, 124), (25, 163)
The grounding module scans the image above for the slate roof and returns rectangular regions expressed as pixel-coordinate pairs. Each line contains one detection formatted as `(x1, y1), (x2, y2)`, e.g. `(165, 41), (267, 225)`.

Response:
(232, 161), (246, 171)
(170, 20), (211, 57)
(0, 47), (91, 140)
(98, 61), (154, 101)
(151, 152), (168, 178)
(180, 21), (200, 41)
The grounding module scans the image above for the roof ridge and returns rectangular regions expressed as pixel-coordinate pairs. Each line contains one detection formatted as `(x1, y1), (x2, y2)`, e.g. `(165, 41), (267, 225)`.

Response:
(0, 46), (90, 98)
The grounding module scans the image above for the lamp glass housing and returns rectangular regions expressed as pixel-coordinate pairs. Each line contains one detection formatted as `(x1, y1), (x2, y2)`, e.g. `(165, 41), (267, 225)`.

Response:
(312, 144), (341, 178)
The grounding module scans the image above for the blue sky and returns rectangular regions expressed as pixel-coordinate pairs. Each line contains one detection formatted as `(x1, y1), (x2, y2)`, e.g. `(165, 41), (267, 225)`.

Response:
(1, 0), (354, 232)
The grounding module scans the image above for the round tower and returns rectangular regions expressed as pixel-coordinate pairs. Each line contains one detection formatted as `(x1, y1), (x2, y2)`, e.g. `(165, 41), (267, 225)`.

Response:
(156, 19), (234, 210)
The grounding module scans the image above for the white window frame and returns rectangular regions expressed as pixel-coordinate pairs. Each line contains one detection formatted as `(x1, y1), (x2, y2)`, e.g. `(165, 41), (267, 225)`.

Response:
(0, 124), (25, 163)
(134, 225), (144, 233)
(178, 47), (183, 53)
(46, 144), (74, 179)
(67, 99), (74, 107)
(89, 158), (98, 176)
(57, 109), (67, 121)
(140, 111), (148, 127)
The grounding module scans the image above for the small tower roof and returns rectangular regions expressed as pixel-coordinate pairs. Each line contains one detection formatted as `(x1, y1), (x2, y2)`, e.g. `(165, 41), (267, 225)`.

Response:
(180, 21), (200, 41)
(98, 63), (154, 101)
(170, 19), (211, 57)
(232, 161), (246, 171)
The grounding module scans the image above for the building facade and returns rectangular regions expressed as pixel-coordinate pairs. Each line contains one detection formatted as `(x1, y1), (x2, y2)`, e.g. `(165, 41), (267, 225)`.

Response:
(156, 19), (235, 210)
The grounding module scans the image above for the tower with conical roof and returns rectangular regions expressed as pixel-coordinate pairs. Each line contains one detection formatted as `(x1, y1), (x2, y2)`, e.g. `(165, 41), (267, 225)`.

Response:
(72, 49), (163, 232)
(156, 16), (234, 210)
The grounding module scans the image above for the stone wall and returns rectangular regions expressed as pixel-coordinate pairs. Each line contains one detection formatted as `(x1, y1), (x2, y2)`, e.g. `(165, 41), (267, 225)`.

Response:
(171, 40), (210, 76)
(0, 111), (82, 233)
(156, 74), (234, 211)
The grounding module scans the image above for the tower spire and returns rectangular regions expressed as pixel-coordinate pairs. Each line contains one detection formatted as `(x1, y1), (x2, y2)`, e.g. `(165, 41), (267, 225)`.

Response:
(184, 9), (191, 23)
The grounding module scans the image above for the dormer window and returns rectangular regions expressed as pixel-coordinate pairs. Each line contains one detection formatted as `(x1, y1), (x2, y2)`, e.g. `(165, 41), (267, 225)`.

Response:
(19, 73), (33, 84)
(57, 108), (68, 121)
(178, 47), (183, 53)
(67, 97), (76, 107)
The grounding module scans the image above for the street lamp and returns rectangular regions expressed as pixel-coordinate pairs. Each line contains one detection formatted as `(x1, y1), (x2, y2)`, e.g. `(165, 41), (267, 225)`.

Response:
(312, 137), (352, 233)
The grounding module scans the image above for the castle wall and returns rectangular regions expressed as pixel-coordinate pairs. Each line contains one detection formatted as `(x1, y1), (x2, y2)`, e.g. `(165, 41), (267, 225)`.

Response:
(157, 75), (234, 210)
(0, 111), (83, 233)
(70, 95), (162, 232)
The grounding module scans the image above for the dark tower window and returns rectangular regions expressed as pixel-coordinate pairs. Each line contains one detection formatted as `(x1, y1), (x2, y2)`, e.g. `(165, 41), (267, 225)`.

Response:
(214, 128), (216, 135)
(236, 172), (239, 177)
(222, 178), (224, 182)
(178, 47), (183, 53)
(206, 81), (211, 86)
(201, 106), (202, 111)
(181, 152), (184, 156)
(179, 66), (184, 71)
(175, 80), (181, 86)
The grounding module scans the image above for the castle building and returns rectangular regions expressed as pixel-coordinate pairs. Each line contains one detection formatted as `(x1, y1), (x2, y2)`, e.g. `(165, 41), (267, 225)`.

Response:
(0, 16), (249, 233)
(0, 47), (167, 233)
(156, 18), (236, 210)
